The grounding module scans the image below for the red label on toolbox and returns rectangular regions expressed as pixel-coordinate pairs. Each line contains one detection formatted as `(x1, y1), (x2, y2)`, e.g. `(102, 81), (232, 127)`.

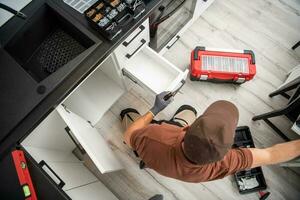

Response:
(190, 47), (256, 83)
(12, 150), (38, 200)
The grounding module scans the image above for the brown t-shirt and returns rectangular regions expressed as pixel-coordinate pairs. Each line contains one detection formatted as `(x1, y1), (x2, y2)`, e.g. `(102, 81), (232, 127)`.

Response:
(130, 123), (253, 183)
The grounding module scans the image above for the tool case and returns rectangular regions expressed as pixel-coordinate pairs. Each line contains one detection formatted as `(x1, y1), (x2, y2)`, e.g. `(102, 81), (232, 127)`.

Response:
(233, 126), (267, 194)
(190, 47), (256, 84)
(84, 0), (145, 40)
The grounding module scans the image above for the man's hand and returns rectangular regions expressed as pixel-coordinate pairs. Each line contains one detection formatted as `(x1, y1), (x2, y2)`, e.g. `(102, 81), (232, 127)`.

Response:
(150, 91), (173, 116)
(124, 91), (174, 148)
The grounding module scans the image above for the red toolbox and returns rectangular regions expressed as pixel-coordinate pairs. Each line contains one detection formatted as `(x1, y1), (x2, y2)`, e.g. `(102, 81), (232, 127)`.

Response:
(190, 47), (256, 84)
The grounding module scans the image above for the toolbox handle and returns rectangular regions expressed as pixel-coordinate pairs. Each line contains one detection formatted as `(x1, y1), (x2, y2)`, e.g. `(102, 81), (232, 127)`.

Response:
(123, 25), (145, 47)
(118, 13), (134, 28)
(125, 39), (146, 59)
(39, 160), (65, 189)
(193, 46), (206, 60)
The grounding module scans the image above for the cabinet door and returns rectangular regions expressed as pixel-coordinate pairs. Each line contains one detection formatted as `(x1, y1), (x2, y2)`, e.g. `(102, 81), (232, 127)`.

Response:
(56, 105), (123, 173)
(149, 0), (197, 53)
(158, 0), (216, 54)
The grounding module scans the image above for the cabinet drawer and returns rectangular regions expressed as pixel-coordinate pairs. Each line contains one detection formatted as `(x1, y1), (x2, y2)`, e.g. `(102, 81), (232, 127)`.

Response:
(122, 45), (188, 94)
(114, 19), (150, 65)
(122, 18), (149, 49)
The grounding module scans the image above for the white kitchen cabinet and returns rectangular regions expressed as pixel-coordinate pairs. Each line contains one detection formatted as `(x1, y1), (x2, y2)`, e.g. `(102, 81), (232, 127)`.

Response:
(63, 55), (125, 126)
(114, 18), (188, 95)
(121, 46), (188, 94)
(22, 107), (122, 191)
(56, 105), (123, 173)
(23, 53), (124, 174)
(21, 54), (125, 196)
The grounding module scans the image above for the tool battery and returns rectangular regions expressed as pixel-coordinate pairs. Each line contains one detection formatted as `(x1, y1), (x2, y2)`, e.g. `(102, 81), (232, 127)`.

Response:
(190, 47), (256, 84)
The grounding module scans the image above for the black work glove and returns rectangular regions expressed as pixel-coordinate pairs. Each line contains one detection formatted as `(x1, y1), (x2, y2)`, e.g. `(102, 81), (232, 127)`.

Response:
(150, 91), (173, 116)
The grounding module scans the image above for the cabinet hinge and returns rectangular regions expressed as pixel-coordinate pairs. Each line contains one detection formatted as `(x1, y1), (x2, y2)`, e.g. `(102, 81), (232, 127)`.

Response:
(62, 104), (70, 113)
(87, 120), (94, 128)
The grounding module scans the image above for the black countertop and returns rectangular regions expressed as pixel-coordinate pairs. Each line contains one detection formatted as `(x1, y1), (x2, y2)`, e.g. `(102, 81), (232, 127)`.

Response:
(0, 0), (162, 157)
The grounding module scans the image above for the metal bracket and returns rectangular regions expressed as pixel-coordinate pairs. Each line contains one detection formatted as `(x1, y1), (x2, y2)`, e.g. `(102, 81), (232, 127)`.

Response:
(200, 75), (208, 80)
(62, 104), (70, 113)
(65, 127), (86, 155)
(236, 77), (245, 83)
(122, 69), (138, 84)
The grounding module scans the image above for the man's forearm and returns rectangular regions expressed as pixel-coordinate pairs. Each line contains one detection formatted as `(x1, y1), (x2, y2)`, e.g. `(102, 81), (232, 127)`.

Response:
(124, 111), (154, 147)
(250, 139), (300, 168)
(267, 139), (300, 164)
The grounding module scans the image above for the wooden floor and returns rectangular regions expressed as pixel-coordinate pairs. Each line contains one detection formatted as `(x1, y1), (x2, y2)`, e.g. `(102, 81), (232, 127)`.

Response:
(91, 0), (300, 199)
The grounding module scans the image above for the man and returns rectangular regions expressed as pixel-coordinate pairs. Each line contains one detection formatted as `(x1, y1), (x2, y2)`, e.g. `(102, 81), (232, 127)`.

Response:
(121, 92), (300, 182)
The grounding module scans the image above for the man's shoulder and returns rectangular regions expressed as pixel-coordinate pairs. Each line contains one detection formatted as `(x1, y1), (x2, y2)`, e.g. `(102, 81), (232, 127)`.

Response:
(130, 123), (184, 149)
(138, 123), (183, 139)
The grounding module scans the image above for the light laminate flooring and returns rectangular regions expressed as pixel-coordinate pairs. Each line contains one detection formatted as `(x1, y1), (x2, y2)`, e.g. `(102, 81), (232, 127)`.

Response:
(90, 0), (300, 199)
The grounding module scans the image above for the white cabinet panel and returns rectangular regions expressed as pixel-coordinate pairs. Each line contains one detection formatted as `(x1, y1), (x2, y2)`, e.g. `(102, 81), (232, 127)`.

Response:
(22, 110), (75, 152)
(66, 181), (118, 200)
(63, 67), (124, 126)
(56, 105), (123, 173)
(24, 146), (80, 163)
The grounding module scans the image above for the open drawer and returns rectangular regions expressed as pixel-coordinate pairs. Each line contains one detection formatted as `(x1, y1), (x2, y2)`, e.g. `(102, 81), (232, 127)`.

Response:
(121, 45), (188, 94)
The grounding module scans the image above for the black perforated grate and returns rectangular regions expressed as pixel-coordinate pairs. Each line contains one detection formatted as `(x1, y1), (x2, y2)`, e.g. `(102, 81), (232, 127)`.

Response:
(33, 28), (86, 74)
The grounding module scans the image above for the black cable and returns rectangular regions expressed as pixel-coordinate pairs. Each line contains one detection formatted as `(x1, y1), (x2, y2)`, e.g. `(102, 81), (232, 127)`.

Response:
(0, 3), (27, 19)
